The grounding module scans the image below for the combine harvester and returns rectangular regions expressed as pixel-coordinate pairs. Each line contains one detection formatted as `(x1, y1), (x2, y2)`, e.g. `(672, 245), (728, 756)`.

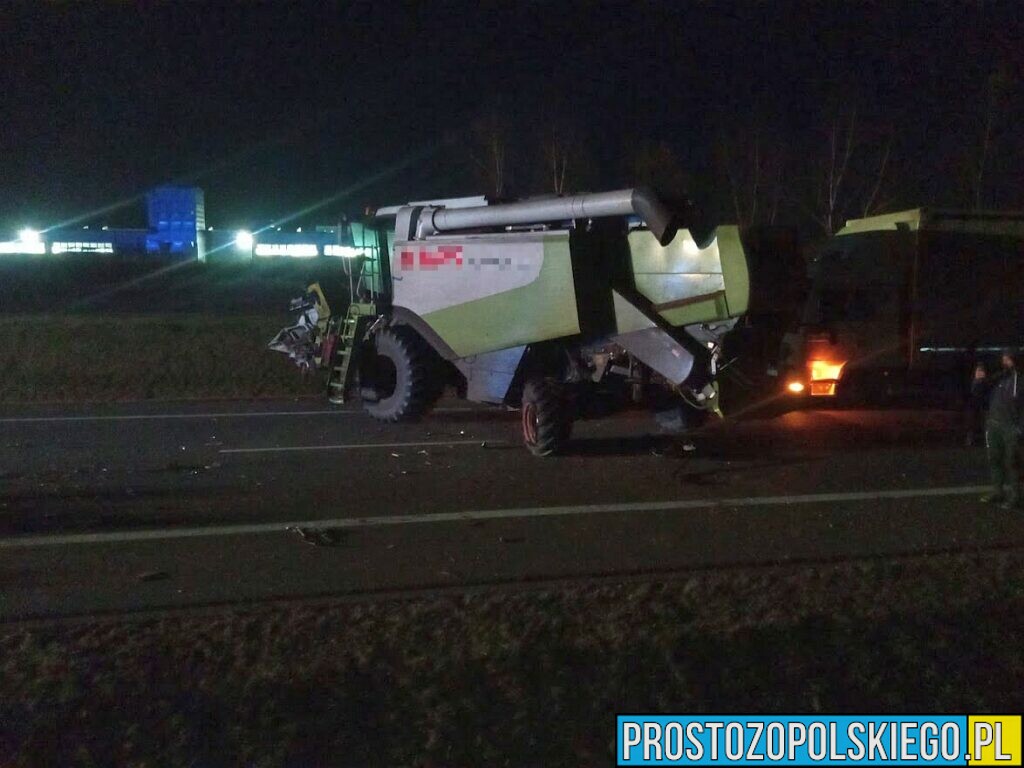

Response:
(270, 188), (751, 455)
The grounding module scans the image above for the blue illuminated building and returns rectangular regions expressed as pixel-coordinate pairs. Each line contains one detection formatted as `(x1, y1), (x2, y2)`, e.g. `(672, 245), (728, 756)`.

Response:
(1, 185), (374, 262)
(145, 186), (206, 257)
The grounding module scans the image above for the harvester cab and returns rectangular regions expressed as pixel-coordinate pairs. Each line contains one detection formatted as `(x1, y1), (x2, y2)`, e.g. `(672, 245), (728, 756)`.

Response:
(270, 188), (751, 455)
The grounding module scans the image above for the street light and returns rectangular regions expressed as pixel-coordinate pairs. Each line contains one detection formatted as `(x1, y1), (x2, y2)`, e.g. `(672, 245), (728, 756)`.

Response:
(234, 230), (254, 250)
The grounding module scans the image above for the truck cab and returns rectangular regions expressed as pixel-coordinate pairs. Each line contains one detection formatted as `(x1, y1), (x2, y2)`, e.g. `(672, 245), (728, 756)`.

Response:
(780, 209), (1024, 405)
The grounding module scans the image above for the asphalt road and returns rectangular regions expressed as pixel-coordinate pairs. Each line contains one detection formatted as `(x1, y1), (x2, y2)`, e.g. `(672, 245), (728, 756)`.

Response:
(1, 398), (1019, 620)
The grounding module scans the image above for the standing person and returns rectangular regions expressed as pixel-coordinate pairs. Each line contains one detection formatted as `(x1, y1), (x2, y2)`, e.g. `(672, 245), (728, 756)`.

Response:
(973, 349), (1022, 509)
(962, 344), (985, 447)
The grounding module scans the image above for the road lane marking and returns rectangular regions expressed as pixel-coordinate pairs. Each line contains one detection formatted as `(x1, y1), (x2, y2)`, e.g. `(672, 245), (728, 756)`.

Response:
(0, 407), (479, 424)
(220, 439), (507, 454)
(0, 485), (988, 549)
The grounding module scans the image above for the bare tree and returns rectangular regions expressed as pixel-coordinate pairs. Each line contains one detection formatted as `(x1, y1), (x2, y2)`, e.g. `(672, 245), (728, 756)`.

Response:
(969, 64), (1014, 210)
(629, 141), (689, 198)
(717, 127), (785, 229)
(813, 110), (857, 236)
(470, 112), (509, 198)
(860, 134), (893, 217)
(806, 108), (896, 236)
(541, 123), (574, 195)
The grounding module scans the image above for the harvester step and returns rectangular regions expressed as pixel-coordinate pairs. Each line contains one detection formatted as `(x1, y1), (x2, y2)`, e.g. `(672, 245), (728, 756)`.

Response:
(324, 304), (378, 404)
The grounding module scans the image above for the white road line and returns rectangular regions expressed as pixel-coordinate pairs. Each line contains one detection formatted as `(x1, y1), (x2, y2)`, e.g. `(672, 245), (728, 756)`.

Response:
(220, 439), (506, 454)
(0, 406), (477, 424)
(0, 485), (988, 549)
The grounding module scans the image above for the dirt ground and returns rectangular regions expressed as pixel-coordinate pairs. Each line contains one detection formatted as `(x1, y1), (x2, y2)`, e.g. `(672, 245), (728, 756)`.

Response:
(3, 549), (1022, 766)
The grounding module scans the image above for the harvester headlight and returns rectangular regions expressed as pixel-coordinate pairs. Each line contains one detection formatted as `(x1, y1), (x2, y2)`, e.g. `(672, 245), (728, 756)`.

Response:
(18, 228), (41, 244)
(787, 381), (806, 394)
(234, 230), (254, 250)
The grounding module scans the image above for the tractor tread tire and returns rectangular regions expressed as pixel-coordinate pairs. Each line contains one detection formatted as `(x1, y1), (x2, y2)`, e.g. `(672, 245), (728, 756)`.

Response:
(522, 379), (572, 457)
(363, 326), (440, 423)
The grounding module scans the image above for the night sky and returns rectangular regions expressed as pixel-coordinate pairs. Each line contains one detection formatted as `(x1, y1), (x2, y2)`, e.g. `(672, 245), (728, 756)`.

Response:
(2, 1), (1022, 235)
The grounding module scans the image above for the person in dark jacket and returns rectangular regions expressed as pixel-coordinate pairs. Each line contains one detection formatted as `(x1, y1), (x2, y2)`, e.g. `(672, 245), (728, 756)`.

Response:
(961, 344), (986, 446)
(973, 349), (1023, 508)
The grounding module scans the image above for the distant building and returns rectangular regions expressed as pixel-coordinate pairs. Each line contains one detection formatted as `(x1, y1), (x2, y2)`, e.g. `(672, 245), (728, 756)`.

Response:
(0, 186), (379, 262)
(145, 186), (206, 259)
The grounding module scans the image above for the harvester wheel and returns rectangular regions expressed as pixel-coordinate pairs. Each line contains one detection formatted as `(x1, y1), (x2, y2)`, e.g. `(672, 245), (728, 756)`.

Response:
(521, 379), (572, 456)
(363, 326), (440, 422)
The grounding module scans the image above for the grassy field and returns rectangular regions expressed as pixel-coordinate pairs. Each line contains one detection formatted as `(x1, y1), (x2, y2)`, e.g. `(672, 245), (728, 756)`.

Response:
(0, 315), (322, 403)
(0, 255), (360, 403)
(0, 254), (357, 316)
(2, 550), (1023, 766)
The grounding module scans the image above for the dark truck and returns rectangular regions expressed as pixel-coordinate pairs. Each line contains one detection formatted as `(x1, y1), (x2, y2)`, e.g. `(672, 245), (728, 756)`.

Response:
(777, 209), (1024, 406)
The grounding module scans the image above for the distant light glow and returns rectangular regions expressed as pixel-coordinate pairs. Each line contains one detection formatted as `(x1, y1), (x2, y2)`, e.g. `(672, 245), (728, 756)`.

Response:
(254, 243), (318, 258)
(234, 230), (254, 250)
(51, 242), (114, 255)
(18, 228), (41, 244)
(324, 244), (370, 258)
(786, 381), (806, 394)
(0, 240), (46, 255)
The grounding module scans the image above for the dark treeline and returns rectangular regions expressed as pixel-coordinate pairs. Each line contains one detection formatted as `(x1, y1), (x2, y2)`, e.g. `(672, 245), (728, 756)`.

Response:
(2, 2), (1022, 241)
(447, 61), (1023, 240)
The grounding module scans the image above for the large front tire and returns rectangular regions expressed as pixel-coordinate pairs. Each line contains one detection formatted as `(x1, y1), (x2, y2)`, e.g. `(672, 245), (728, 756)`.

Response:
(362, 326), (440, 422)
(521, 379), (573, 456)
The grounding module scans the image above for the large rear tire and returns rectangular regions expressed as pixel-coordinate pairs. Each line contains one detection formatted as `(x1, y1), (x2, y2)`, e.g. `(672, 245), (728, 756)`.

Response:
(362, 326), (440, 422)
(521, 379), (573, 456)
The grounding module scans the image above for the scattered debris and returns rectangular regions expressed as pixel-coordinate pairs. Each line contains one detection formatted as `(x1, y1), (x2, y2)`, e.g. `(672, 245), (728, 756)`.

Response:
(286, 526), (345, 547)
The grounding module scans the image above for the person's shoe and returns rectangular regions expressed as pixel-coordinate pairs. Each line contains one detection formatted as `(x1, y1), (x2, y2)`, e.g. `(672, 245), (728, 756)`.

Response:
(981, 492), (1005, 504)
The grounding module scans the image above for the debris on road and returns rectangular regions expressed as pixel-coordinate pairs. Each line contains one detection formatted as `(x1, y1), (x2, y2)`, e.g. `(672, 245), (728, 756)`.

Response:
(286, 526), (345, 547)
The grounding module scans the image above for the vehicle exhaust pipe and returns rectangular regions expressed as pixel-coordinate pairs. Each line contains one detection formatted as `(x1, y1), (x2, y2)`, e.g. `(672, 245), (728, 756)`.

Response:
(425, 186), (675, 245)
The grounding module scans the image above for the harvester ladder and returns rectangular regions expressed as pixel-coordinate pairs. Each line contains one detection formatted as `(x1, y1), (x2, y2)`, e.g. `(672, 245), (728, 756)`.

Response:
(326, 302), (377, 404)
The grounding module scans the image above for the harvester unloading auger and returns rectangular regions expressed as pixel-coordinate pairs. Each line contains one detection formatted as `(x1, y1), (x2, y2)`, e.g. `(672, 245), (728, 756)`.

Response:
(270, 188), (751, 455)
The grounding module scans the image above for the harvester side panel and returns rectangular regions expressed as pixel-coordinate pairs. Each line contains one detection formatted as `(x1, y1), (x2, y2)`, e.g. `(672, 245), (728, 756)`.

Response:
(392, 231), (580, 358)
(627, 226), (749, 327)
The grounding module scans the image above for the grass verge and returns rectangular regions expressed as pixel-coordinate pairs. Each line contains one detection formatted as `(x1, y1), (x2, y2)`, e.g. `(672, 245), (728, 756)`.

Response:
(0, 315), (322, 403)
(3, 551), (1023, 766)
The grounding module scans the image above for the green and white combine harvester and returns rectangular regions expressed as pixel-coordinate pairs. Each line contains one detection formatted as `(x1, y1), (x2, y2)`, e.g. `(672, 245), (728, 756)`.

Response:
(269, 188), (751, 455)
